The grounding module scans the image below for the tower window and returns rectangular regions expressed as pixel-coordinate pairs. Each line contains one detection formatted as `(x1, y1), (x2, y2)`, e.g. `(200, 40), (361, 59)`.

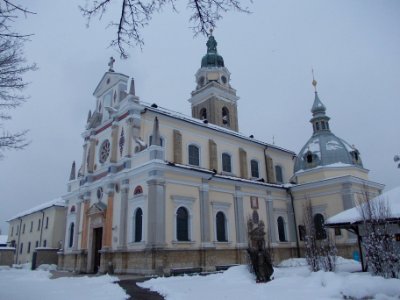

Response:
(200, 108), (207, 120)
(275, 165), (283, 183)
(222, 107), (230, 125)
(321, 121), (326, 130)
(306, 151), (313, 163)
(250, 159), (259, 178)
(315, 122), (320, 131)
(222, 153), (232, 173)
(188, 144), (200, 166)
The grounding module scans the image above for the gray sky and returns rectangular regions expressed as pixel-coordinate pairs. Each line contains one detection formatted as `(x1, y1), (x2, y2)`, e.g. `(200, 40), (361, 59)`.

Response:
(1, 0), (399, 233)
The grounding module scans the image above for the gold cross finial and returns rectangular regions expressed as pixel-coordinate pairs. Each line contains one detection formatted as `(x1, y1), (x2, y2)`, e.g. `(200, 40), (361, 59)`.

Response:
(312, 69), (317, 92)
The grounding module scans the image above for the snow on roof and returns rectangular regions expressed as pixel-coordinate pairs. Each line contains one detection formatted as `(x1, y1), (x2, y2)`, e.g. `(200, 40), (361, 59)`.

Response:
(7, 198), (66, 222)
(0, 235), (7, 244)
(143, 102), (296, 155)
(326, 186), (400, 225)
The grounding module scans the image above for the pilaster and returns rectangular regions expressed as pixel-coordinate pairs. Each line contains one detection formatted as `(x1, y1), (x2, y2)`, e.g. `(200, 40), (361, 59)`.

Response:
(147, 177), (166, 248)
(80, 192), (91, 250)
(110, 122), (119, 163)
(118, 179), (129, 249)
(234, 186), (246, 245)
(199, 179), (212, 247)
(103, 183), (115, 248)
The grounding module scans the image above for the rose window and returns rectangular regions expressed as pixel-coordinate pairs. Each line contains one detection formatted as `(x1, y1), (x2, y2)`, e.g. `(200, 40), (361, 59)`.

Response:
(99, 140), (110, 163)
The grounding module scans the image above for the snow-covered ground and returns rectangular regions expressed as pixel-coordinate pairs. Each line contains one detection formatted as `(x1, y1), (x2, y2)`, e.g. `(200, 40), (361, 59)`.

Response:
(0, 264), (128, 300)
(1, 259), (399, 300)
(140, 258), (400, 300)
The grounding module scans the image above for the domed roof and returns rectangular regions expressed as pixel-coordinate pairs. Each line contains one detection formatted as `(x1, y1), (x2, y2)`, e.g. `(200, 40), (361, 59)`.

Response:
(294, 132), (363, 173)
(201, 35), (224, 68)
(294, 87), (363, 173)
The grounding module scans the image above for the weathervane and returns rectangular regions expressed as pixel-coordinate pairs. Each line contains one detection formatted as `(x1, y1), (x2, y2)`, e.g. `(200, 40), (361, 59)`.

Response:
(108, 56), (115, 72)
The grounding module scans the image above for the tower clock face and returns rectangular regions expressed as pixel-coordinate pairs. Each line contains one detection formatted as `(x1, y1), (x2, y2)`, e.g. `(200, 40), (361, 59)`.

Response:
(99, 139), (110, 163)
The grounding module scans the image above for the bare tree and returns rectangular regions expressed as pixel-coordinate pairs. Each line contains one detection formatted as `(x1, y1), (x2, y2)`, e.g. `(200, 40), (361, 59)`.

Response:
(357, 190), (400, 278)
(80, 0), (251, 58)
(0, 1), (36, 157)
(302, 200), (337, 272)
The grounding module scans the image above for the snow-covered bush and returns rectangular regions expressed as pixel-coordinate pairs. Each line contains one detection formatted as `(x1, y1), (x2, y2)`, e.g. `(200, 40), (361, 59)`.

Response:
(358, 193), (400, 279)
(303, 200), (337, 272)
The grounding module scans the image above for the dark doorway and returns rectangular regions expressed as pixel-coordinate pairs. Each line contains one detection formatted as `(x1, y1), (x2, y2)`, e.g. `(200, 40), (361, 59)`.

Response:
(93, 227), (103, 273)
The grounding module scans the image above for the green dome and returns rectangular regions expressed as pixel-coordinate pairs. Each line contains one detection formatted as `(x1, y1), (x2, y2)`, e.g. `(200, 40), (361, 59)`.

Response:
(201, 35), (224, 68)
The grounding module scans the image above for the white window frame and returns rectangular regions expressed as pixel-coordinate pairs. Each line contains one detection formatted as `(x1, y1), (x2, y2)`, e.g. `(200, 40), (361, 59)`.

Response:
(187, 143), (201, 167)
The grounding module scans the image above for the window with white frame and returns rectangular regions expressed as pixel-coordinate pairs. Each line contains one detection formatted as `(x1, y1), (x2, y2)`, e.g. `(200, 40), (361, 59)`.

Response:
(171, 196), (194, 242)
(222, 153), (232, 173)
(188, 144), (200, 166)
(251, 159), (259, 178)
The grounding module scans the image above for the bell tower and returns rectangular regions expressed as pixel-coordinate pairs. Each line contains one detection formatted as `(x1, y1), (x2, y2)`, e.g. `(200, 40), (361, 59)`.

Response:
(188, 32), (239, 131)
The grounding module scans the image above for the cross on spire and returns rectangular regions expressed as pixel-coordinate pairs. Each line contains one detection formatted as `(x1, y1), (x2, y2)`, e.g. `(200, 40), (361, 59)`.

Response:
(108, 56), (115, 72)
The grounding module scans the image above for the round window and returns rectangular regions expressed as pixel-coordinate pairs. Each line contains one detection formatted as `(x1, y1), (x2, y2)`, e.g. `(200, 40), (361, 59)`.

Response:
(97, 187), (103, 200)
(99, 140), (110, 163)
(221, 75), (227, 84)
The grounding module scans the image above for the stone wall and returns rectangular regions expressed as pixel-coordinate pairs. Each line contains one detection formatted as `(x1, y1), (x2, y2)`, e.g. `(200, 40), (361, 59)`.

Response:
(33, 248), (59, 269)
(0, 248), (15, 266)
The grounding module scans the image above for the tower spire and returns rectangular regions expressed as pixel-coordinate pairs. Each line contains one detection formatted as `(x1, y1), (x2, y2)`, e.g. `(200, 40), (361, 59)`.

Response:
(309, 74), (330, 135)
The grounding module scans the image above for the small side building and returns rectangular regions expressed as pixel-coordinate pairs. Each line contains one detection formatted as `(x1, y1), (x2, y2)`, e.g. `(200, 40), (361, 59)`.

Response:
(6, 198), (66, 265)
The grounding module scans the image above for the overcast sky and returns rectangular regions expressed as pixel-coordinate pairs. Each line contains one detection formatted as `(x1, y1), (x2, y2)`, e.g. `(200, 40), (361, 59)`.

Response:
(1, 0), (399, 233)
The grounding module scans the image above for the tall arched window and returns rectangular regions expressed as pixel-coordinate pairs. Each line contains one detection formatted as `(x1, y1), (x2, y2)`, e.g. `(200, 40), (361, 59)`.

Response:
(134, 208), (143, 242)
(277, 217), (286, 242)
(188, 144), (200, 166)
(216, 212), (227, 242)
(222, 153), (232, 173)
(275, 165), (283, 183)
(68, 223), (74, 248)
(314, 213), (327, 240)
(222, 107), (230, 125)
(176, 207), (189, 241)
(200, 108), (207, 120)
(251, 159), (259, 178)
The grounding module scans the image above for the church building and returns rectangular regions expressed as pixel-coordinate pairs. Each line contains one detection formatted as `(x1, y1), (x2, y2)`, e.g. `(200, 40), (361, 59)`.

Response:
(58, 34), (384, 275)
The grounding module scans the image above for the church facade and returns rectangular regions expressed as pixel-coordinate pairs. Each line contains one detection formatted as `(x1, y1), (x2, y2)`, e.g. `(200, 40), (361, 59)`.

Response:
(58, 35), (384, 275)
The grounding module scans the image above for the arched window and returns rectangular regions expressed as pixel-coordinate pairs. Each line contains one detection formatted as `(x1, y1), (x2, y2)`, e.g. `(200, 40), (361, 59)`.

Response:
(222, 107), (230, 125)
(275, 165), (283, 183)
(251, 159), (259, 178)
(222, 153), (232, 173)
(314, 213), (327, 240)
(43, 240), (47, 247)
(277, 217), (286, 242)
(200, 108), (207, 120)
(134, 185), (143, 195)
(188, 144), (200, 166)
(27, 242), (31, 254)
(68, 223), (74, 248)
(134, 208), (143, 242)
(216, 212), (227, 242)
(70, 206), (76, 213)
(176, 207), (189, 241)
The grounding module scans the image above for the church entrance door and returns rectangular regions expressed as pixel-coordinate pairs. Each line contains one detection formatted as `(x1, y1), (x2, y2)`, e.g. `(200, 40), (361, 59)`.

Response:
(93, 227), (103, 273)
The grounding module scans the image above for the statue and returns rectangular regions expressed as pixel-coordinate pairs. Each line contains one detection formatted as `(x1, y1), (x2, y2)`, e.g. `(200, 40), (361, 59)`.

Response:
(247, 219), (274, 282)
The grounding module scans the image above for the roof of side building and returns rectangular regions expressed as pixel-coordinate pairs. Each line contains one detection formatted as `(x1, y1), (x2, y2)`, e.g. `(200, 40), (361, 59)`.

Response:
(7, 198), (66, 222)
